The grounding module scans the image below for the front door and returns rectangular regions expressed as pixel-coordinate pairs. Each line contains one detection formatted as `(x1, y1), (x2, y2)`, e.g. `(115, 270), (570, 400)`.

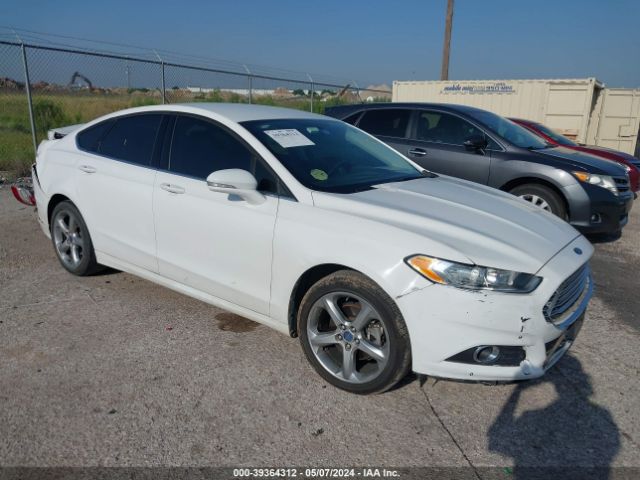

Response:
(403, 110), (494, 185)
(153, 114), (279, 314)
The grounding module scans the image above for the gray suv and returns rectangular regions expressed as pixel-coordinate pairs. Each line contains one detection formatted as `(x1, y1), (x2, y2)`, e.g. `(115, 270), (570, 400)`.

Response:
(325, 103), (634, 235)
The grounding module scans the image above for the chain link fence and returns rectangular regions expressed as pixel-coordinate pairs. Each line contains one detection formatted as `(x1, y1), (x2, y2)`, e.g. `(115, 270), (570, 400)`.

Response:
(0, 40), (390, 175)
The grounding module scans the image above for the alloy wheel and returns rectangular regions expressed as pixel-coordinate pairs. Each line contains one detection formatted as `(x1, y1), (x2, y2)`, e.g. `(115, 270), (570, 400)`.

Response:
(306, 292), (390, 384)
(52, 209), (85, 269)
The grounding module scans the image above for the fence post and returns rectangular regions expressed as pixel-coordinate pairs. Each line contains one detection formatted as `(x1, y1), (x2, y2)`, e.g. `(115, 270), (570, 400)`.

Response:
(243, 65), (252, 104)
(307, 74), (314, 112)
(154, 51), (166, 104)
(20, 43), (38, 155)
(161, 62), (166, 104)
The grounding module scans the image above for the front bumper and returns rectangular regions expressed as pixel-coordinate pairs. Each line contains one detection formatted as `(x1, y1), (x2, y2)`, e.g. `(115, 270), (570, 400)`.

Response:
(564, 183), (634, 234)
(396, 235), (593, 381)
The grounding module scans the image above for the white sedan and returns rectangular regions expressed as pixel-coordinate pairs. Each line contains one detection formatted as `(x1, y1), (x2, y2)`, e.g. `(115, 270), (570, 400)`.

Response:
(29, 103), (593, 394)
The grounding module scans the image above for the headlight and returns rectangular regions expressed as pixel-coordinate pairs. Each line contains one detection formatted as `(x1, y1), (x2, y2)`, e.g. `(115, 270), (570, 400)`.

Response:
(405, 255), (542, 293)
(572, 171), (618, 194)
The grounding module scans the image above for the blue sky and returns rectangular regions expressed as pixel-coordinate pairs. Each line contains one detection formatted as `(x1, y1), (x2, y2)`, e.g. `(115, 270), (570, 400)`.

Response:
(1, 0), (638, 87)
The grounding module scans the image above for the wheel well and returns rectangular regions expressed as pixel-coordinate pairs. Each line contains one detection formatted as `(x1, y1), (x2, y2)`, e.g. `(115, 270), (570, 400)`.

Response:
(287, 264), (353, 338)
(47, 194), (71, 224)
(500, 177), (569, 217)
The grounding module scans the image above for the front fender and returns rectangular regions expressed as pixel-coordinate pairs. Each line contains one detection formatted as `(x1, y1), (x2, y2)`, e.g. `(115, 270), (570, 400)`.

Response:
(269, 200), (431, 326)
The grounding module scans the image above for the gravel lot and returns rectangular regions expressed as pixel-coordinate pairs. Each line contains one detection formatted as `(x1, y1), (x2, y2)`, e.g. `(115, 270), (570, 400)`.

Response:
(0, 188), (638, 477)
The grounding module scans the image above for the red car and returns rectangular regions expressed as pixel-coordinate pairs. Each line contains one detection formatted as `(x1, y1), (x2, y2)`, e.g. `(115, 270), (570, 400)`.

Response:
(510, 118), (640, 193)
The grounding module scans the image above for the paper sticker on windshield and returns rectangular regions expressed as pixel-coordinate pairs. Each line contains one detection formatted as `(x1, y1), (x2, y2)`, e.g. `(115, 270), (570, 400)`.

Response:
(310, 169), (328, 181)
(264, 129), (315, 148)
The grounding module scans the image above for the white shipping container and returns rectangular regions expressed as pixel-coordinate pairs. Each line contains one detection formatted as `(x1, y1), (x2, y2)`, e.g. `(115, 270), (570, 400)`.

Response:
(392, 78), (640, 156)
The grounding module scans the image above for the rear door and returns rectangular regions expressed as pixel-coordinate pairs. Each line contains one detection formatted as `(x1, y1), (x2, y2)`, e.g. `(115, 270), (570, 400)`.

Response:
(153, 114), (280, 314)
(354, 108), (413, 154)
(74, 113), (164, 271)
(402, 109), (495, 185)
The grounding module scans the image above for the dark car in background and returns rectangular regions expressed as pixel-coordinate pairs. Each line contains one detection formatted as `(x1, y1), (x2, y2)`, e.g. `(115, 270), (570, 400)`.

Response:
(325, 103), (634, 235)
(510, 117), (640, 193)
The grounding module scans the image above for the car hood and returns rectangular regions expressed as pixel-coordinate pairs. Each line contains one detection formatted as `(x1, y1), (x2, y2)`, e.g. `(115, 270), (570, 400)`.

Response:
(535, 146), (627, 175)
(573, 144), (639, 163)
(312, 176), (581, 274)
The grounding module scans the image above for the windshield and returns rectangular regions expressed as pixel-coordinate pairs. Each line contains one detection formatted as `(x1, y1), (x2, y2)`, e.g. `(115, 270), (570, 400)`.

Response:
(241, 118), (424, 193)
(466, 110), (549, 150)
(531, 122), (577, 147)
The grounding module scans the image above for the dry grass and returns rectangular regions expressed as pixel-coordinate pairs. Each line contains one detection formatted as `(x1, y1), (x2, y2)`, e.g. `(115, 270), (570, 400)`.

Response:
(0, 89), (359, 175)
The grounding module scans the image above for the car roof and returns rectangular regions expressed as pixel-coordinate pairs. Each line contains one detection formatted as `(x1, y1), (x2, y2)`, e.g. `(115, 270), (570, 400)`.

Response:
(135, 102), (325, 123)
(342, 102), (493, 114)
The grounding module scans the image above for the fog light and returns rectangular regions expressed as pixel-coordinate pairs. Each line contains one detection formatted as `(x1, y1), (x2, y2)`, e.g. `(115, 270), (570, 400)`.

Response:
(590, 213), (602, 224)
(473, 346), (500, 364)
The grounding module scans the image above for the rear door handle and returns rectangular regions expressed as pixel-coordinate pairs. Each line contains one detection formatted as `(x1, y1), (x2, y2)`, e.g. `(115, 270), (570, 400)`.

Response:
(78, 164), (96, 173)
(160, 183), (185, 194)
(408, 148), (427, 157)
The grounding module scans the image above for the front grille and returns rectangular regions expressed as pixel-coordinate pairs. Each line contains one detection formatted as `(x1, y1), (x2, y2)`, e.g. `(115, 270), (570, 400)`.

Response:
(543, 263), (590, 323)
(614, 176), (630, 193)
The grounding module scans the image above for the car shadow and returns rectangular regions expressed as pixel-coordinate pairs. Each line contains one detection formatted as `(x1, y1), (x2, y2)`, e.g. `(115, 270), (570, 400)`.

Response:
(585, 231), (622, 244)
(487, 355), (620, 479)
(90, 266), (120, 276)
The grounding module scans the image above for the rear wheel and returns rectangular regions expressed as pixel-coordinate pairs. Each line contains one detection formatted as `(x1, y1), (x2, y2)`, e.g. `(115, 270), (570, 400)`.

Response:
(50, 201), (101, 276)
(298, 270), (411, 394)
(510, 183), (567, 219)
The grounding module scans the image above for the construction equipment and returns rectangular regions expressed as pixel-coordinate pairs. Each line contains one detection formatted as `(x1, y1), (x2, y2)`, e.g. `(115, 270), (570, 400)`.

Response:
(68, 71), (93, 90)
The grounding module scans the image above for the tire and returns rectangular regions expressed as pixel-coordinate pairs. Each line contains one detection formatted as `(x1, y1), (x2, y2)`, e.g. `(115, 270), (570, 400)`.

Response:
(298, 270), (411, 394)
(510, 183), (567, 219)
(50, 201), (101, 276)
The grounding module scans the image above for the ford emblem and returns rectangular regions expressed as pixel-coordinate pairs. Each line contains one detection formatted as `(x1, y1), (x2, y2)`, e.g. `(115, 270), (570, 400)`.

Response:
(574, 247), (583, 255)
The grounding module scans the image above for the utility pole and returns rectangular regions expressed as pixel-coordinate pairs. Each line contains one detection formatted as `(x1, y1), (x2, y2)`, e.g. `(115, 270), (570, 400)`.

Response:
(440, 0), (454, 80)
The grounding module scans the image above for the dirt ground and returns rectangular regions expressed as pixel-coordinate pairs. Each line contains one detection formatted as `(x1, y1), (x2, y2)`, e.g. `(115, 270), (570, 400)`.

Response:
(0, 187), (638, 478)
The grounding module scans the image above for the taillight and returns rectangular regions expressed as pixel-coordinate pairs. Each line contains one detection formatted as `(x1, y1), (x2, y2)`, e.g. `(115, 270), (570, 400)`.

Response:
(11, 182), (36, 206)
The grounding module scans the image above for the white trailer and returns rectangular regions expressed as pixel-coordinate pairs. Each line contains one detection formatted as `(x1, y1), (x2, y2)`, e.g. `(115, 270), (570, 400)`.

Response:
(392, 78), (640, 157)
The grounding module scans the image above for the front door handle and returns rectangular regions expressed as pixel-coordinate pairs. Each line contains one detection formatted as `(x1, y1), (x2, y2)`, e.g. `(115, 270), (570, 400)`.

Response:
(408, 148), (428, 157)
(160, 183), (185, 194)
(78, 164), (97, 174)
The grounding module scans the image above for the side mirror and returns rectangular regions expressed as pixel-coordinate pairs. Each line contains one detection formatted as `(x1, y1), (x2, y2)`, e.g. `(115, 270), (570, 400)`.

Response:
(463, 135), (488, 153)
(206, 169), (266, 205)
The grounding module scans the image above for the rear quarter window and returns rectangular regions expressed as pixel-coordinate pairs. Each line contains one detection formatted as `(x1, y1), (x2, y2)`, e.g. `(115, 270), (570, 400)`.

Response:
(76, 120), (115, 153)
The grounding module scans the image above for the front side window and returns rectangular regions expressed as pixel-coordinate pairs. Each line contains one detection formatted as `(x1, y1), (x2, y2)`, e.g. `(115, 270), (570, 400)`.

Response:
(242, 118), (424, 194)
(357, 109), (411, 138)
(99, 114), (162, 165)
(467, 110), (549, 150)
(416, 111), (501, 150)
(169, 115), (278, 193)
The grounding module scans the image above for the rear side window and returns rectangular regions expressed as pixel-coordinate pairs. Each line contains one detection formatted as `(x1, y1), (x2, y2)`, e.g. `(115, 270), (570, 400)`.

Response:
(99, 114), (162, 166)
(76, 120), (114, 153)
(357, 109), (410, 138)
(343, 112), (362, 126)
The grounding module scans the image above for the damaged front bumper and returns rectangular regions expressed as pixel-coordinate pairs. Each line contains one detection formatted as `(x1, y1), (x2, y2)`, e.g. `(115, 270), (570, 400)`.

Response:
(396, 235), (593, 382)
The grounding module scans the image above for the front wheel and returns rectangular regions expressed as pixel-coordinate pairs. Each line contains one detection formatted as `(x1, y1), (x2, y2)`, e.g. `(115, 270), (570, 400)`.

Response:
(510, 183), (568, 220)
(298, 270), (411, 394)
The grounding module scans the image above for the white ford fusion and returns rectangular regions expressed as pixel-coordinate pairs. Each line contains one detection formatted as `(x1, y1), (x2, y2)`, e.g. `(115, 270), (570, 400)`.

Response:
(28, 103), (593, 394)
